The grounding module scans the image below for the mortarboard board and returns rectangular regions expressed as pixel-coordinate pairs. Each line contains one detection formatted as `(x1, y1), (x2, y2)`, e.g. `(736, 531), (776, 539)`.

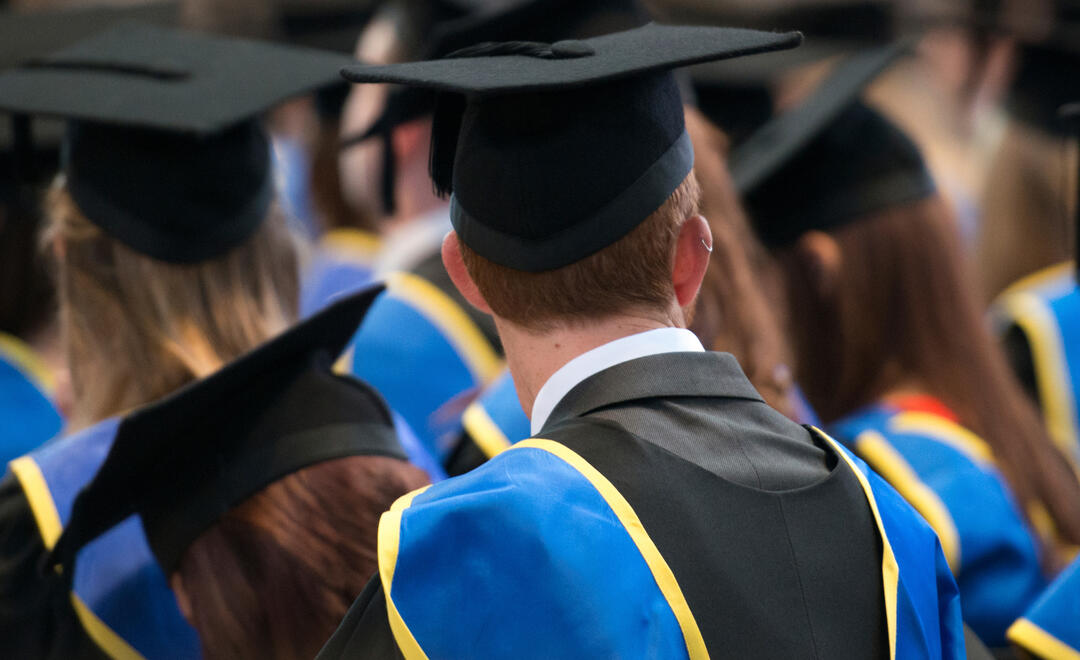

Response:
(729, 42), (935, 248)
(679, 1), (898, 145)
(341, 22), (803, 271)
(48, 284), (407, 577)
(341, 0), (650, 216)
(0, 1), (178, 71)
(0, 23), (352, 264)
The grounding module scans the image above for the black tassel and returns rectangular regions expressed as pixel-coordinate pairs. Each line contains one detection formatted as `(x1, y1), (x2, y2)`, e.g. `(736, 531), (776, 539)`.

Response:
(429, 93), (466, 198)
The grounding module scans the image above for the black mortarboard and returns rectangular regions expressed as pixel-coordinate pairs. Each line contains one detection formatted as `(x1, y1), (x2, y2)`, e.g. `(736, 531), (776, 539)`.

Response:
(1003, 1), (1080, 136)
(0, 1), (178, 71)
(0, 23), (352, 263)
(341, 23), (802, 271)
(730, 43), (935, 248)
(48, 285), (407, 577)
(341, 0), (650, 216)
(682, 1), (898, 145)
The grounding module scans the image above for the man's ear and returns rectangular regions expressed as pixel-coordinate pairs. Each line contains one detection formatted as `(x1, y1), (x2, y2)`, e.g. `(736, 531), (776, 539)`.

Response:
(672, 214), (713, 308)
(441, 231), (493, 314)
(794, 230), (843, 297)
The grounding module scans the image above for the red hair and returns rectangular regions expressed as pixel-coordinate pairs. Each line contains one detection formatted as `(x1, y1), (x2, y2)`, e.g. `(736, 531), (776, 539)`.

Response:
(175, 455), (429, 660)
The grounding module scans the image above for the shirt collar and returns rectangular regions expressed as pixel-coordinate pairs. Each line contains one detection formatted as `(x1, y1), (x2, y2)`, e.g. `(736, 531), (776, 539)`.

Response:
(530, 327), (704, 435)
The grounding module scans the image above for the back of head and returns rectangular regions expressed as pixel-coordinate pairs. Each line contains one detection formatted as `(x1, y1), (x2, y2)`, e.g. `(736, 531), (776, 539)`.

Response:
(46, 184), (299, 428)
(759, 106), (1080, 552)
(0, 24), (354, 427)
(175, 455), (428, 660)
(459, 172), (700, 332)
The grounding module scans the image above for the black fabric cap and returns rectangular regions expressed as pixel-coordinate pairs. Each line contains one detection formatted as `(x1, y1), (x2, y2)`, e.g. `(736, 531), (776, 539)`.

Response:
(0, 2), (178, 71)
(732, 43), (933, 247)
(342, 23), (802, 271)
(48, 285), (407, 576)
(343, 0), (651, 217)
(0, 23), (352, 263)
(730, 42), (910, 194)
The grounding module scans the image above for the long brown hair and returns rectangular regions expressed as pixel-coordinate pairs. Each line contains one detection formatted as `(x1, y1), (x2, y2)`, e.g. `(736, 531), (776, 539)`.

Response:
(684, 107), (798, 418)
(175, 456), (429, 660)
(45, 183), (300, 429)
(310, 120), (380, 235)
(777, 196), (1080, 548)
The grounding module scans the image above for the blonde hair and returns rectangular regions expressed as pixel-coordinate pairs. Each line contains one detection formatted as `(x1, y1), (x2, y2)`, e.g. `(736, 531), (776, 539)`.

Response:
(46, 181), (300, 429)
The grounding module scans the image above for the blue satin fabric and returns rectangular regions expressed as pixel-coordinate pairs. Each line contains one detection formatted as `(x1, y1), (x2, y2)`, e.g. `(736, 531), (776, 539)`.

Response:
(1012, 556), (1080, 657)
(0, 354), (62, 465)
(300, 252), (377, 319)
(23, 418), (201, 659)
(831, 405), (1046, 647)
(383, 438), (965, 659)
(349, 291), (483, 462)
(387, 445), (691, 659)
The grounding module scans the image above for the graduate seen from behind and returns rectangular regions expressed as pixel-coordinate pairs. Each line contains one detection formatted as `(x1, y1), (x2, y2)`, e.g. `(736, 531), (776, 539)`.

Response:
(321, 23), (965, 659)
(45, 289), (429, 660)
(731, 44), (1080, 651)
(0, 25), (432, 659)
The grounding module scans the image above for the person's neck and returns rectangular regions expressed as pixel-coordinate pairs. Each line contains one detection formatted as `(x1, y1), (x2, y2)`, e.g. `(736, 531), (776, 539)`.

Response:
(498, 306), (682, 420)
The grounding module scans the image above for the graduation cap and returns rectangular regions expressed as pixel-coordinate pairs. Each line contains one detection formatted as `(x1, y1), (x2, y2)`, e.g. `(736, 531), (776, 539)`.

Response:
(1003, 1), (1080, 136)
(0, 23), (352, 263)
(341, 0), (651, 216)
(47, 285), (407, 577)
(729, 42), (934, 248)
(685, 1), (901, 146)
(0, 1), (178, 71)
(341, 23), (802, 272)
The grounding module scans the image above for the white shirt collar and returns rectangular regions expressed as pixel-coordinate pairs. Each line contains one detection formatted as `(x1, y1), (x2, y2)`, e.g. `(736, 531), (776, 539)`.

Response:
(529, 327), (705, 435)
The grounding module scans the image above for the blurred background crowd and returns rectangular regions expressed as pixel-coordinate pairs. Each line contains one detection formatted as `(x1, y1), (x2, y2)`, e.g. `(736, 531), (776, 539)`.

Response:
(0, 0), (1078, 658)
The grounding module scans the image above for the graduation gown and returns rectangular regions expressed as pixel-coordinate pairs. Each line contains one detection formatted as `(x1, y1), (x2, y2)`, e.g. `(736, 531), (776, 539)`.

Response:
(319, 352), (964, 659)
(1008, 555), (1080, 659)
(0, 409), (438, 660)
(0, 332), (63, 464)
(449, 369), (825, 477)
(992, 261), (1080, 473)
(345, 252), (502, 463)
(830, 400), (1047, 648)
(299, 228), (382, 318)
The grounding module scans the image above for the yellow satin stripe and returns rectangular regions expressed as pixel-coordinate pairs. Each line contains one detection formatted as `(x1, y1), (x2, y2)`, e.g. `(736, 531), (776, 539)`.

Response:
(377, 485), (432, 660)
(462, 402), (512, 458)
(514, 439), (710, 660)
(320, 228), (382, 263)
(9, 457), (146, 660)
(1007, 618), (1080, 660)
(9, 456), (62, 549)
(386, 271), (502, 384)
(333, 346), (355, 375)
(999, 261), (1074, 298)
(996, 292), (1080, 468)
(70, 595), (145, 660)
(0, 332), (56, 396)
(888, 412), (995, 466)
(818, 430), (900, 660)
(855, 431), (962, 573)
